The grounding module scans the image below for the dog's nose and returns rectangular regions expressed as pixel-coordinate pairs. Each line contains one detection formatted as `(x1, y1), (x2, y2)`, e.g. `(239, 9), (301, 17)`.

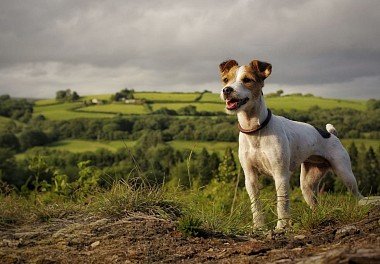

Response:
(223, 87), (233, 95)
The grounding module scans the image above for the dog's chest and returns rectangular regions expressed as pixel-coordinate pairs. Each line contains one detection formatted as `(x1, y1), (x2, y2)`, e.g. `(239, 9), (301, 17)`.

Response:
(239, 135), (273, 176)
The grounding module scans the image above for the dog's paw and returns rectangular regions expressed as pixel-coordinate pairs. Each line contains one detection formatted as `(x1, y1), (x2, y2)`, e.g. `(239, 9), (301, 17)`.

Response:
(275, 219), (292, 230)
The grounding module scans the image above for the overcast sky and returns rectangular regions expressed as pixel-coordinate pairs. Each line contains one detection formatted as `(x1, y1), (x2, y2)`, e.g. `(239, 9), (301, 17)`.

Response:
(0, 0), (379, 99)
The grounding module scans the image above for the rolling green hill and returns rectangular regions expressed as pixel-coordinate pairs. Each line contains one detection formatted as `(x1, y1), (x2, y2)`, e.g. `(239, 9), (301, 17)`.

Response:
(33, 92), (367, 120)
(16, 138), (380, 160)
(0, 116), (22, 131)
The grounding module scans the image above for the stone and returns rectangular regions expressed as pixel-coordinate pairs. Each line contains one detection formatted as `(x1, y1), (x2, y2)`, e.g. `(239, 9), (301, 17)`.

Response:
(335, 225), (359, 239)
(90, 241), (100, 248)
(294, 235), (306, 240)
(359, 196), (380, 206)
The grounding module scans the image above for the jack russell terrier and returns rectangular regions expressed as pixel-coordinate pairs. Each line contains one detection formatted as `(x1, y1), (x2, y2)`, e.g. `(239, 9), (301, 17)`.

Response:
(219, 59), (363, 229)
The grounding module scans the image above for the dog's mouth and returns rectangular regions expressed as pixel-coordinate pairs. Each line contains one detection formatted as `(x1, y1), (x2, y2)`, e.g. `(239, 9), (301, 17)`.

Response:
(225, 97), (249, 110)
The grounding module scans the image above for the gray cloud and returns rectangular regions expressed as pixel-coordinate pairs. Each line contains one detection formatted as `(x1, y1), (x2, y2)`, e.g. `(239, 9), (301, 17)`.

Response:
(0, 0), (379, 98)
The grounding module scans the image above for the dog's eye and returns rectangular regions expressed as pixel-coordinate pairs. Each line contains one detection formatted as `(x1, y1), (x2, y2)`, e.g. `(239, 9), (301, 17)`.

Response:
(223, 78), (228, 83)
(242, 77), (253, 83)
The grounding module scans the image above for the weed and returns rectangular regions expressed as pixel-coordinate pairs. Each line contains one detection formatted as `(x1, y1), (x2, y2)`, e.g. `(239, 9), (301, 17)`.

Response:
(178, 215), (204, 237)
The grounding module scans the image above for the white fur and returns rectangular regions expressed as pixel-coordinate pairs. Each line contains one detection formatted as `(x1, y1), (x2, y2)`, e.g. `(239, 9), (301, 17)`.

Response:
(222, 67), (362, 229)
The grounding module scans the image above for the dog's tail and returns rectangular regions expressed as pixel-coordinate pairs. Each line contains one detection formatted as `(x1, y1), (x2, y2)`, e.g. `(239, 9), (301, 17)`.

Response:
(326, 123), (338, 137)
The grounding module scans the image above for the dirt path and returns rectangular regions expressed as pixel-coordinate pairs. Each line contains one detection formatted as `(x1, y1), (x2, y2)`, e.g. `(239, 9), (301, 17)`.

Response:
(1, 207), (379, 263)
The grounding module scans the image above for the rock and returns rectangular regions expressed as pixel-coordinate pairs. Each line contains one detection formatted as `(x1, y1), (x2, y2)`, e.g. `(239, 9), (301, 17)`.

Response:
(359, 196), (380, 206)
(335, 225), (360, 239)
(294, 235), (306, 240)
(90, 240), (100, 248)
(296, 247), (348, 264)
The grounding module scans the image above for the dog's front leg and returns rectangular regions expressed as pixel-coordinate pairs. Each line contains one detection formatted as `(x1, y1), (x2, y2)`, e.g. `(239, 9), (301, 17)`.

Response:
(244, 170), (266, 229)
(274, 173), (291, 229)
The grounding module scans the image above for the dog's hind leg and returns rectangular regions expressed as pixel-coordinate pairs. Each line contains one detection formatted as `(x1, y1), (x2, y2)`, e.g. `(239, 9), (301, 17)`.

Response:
(300, 162), (328, 209)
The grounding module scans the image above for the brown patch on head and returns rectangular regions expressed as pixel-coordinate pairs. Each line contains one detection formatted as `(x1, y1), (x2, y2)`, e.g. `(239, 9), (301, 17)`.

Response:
(219, 59), (239, 85)
(236, 65), (264, 100)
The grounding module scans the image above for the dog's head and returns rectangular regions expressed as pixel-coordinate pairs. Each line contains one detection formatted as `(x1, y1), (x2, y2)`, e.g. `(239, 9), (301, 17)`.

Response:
(219, 59), (272, 113)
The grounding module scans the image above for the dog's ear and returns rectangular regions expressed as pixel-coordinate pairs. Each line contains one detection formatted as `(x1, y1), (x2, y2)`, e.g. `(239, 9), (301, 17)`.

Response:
(250, 60), (272, 80)
(219, 60), (238, 74)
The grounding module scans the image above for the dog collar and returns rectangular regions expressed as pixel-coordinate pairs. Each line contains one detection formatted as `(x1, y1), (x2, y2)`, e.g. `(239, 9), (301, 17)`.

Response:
(238, 108), (272, 134)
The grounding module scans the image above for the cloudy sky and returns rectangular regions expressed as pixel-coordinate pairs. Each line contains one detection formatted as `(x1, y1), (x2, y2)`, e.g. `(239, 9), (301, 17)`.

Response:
(0, 0), (379, 99)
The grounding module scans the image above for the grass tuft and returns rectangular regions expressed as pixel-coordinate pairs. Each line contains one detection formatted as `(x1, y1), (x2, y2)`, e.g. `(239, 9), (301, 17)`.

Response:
(89, 181), (182, 219)
(292, 193), (371, 231)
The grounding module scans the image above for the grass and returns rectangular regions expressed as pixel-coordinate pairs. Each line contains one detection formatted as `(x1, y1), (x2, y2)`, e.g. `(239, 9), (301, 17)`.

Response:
(77, 103), (149, 115)
(291, 190), (371, 230)
(168, 140), (238, 155)
(34, 99), (60, 106)
(341, 138), (380, 150)
(0, 179), (372, 236)
(81, 94), (112, 101)
(0, 194), (82, 226)
(15, 138), (380, 161)
(134, 92), (199, 102)
(151, 102), (224, 112)
(32, 93), (368, 121)
(266, 96), (366, 111)
(34, 102), (115, 120)
(90, 182), (181, 219)
(0, 116), (21, 131)
(15, 140), (136, 160)
(199, 93), (221, 102)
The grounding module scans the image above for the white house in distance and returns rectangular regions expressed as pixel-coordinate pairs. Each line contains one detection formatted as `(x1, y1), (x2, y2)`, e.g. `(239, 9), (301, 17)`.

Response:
(124, 99), (137, 104)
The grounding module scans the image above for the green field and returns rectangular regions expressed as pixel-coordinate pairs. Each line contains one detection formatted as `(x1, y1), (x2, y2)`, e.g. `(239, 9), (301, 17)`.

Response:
(34, 98), (60, 106)
(266, 96), (366, 111)
(0, 116), (19, 131)
(77, 103), (149, 115)
(34, 102), (115, 120)
(81, 94), (112, 101)
(134, 92), (199, 102)
(32, 92), (368, 120)
(16, 138), (379, 160)
(16, 140), (136, 160)
(200, 93), (366, 111)
(199, 93), (222, 102)
(151, 102), (224, 112)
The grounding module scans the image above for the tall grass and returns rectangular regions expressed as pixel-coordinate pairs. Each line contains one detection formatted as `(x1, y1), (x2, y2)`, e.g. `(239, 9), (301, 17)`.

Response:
(0, 180), (372, 236)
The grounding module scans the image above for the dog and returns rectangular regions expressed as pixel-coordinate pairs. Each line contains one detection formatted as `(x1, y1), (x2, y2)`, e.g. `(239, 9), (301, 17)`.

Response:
(219, 59), (363, 229)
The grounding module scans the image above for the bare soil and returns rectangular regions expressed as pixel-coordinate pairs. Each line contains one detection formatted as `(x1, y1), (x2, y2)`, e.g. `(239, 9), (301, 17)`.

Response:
(1, 207), (379, 264)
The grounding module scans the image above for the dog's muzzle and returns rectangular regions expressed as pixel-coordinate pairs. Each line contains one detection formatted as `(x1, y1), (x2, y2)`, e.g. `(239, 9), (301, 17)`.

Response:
(225, 97), (249, 110)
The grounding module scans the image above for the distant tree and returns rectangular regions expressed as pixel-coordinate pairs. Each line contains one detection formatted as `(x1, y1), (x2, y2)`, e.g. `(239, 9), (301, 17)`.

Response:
(197, 148), (212, 186)
(56, 90), (66, 100)
(0, 148), (18, 186)
(112, 88), (135, 101)
(276, 89), (284, 96)
(71, 91), (80, 101)
(178, 105), (197, 116)
(366, 99), (380, 110)
(217, 147), (237, 183)
(55, 89), (80, 102)
(0, 95), (33, 121)
(361, 147), (380, 194)
(0, 132), (20, 151)
(19, 130), (49, 150)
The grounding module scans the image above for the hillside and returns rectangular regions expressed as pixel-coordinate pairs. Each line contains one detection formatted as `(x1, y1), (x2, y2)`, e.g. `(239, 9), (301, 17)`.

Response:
(1, 201), (379, 263)
(33, 92), (367, 120)
(16, 138), (380, 161)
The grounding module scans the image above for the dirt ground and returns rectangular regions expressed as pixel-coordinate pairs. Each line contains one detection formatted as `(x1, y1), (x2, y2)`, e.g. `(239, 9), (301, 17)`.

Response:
(1, 206), (379, 264)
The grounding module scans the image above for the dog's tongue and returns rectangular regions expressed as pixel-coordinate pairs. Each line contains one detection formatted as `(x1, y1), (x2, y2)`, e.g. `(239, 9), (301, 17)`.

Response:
(226, 100), (238, 110)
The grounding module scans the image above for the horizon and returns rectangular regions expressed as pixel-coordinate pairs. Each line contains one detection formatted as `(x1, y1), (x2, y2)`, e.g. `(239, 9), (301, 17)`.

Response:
(15, 90), (372, 102)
